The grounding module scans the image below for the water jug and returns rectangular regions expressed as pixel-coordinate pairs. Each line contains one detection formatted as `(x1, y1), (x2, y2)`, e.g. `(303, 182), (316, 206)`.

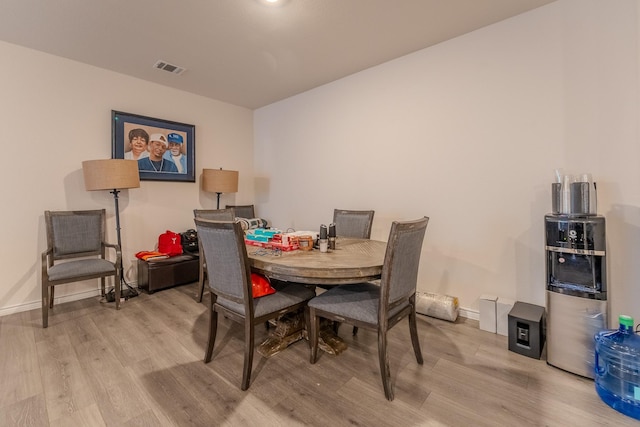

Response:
(594, 315), (640, 420)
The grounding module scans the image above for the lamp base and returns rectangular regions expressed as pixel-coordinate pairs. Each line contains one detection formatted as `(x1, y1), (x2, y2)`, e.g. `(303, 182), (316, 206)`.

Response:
(105, 286), (139, 303)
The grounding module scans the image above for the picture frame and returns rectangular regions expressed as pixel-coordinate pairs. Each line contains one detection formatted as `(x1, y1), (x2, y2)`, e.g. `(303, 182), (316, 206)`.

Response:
(111, 110), (195, 182)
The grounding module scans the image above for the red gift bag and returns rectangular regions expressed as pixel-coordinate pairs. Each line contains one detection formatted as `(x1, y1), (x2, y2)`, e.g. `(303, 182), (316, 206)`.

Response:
(158, 230), (183, 256)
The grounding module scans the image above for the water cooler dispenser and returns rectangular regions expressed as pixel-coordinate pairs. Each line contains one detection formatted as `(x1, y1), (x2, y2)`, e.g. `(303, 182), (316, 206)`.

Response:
(545, 173), (608, 379)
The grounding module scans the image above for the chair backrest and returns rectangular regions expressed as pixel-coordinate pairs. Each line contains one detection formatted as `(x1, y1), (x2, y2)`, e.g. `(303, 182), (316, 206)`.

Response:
(193, 208), (236, 221)
(333, 209), (375, 239)
(45, 210), (106, 260)
(379, 217), (429, 312)
(226, 204), (255, 219)
(194, 219), (252, 309)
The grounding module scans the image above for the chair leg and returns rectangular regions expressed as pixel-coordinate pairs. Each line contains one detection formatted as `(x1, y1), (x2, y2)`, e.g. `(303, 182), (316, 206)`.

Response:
(241, 320), (255, 391)
(49, 286), (55, 309)
(332, 321), (340, 334)
(204, 300), (218, 363)
(303, 307), (310, 348)
(197, 262), (206, 303)
(353, 326), (359, 335)
(101, 277), (106, 296)
(378, 329), (394, 401)
(309, 308), (320, 364)
(409, 310), (424, 364)
(42, 284), (49, 328)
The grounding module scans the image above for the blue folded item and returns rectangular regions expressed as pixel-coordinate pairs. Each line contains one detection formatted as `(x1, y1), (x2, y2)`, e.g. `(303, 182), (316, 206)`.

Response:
(253, 228), (280, 237)
(245, 234), (270, 242)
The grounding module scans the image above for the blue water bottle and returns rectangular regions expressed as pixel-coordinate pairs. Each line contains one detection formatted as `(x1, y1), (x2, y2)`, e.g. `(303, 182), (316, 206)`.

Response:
(594, 314), (640, 420)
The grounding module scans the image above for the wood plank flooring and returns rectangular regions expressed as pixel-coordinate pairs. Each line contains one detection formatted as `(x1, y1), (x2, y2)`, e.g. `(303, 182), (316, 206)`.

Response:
(0, 282), (637, 426)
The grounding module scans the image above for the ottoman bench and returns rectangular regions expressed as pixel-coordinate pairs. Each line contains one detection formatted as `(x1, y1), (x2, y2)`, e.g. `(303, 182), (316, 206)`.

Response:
(137, 253), (200, 293)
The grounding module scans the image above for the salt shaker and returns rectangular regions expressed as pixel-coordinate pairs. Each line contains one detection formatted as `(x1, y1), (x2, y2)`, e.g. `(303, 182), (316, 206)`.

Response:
(319, 224), (328, 252)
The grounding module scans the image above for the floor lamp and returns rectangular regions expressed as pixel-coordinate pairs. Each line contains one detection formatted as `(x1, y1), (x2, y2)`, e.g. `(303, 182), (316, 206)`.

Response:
(202, 168), (239, 209)
(82, 159), (140, 300)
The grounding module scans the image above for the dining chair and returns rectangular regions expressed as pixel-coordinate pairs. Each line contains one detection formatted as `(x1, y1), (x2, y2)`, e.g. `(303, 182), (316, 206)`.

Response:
(307, 216), (429, 401)
(41, 209), (121, 328)
(195, 218), (315, 390)
(193, 208), (236, 302)
(226, 204), (255, 219)
(333, 209), (375, 239)
(332, 208), (375, 335)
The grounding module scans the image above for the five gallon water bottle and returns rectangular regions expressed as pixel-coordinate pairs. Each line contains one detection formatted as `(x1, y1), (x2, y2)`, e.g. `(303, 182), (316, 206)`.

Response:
(594, 315), (640, 420)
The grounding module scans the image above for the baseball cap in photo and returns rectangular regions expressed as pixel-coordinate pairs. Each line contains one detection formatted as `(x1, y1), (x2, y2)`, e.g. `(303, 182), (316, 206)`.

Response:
(167, 133), (184, 144)
(149, 133), (168, 147)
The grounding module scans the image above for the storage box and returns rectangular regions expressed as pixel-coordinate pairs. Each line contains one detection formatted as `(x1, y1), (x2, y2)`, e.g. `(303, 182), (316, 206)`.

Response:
(497, 297), (516, 336)
(508, 302), (545, 359)
(479, 294), (498, 333)
(138, 253), (200, 293)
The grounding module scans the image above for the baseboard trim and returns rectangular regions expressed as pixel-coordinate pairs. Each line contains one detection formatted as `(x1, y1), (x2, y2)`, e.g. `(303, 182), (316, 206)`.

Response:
(459, 307), (479, 321)
(416, 306), (479, 322)
(0, 288), (100, 318)
(0, 281), (139, 318)
(3, 286), (479, 322)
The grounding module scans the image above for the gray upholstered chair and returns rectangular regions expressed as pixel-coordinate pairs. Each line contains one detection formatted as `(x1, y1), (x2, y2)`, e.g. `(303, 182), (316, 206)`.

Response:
(41, 209), (121, 328)
(195, 218), (315, 390)
(193, 208), (236, 302)
(332, 209), (375, 335)
(333, 209), (375, 239)
(307, 216), (429, 401)
(226, 204), (255, 219)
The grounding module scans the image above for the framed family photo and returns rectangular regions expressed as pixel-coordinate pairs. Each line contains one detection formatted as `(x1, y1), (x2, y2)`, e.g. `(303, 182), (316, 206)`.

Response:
(111, 110), (196, 182)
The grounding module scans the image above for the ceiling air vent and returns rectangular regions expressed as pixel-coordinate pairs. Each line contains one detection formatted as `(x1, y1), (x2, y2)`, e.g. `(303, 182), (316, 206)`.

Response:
(153, 60), (186, 75)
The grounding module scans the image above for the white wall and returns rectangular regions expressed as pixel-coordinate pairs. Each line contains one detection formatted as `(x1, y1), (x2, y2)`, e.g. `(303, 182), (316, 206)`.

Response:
(3, 0), (639, 327)
(0, 41), (254, 315)
(254, 0), (640, 323)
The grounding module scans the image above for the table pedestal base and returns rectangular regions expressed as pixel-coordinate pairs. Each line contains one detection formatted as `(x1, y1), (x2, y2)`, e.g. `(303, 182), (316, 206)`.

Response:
(315, 324), (348, 355)
(257, 314), (348, 357)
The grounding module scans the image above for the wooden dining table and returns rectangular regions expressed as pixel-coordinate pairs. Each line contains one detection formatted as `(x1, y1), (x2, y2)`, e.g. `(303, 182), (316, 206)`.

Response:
(245, 237), (387, 356)
(246, 237), (387, 285)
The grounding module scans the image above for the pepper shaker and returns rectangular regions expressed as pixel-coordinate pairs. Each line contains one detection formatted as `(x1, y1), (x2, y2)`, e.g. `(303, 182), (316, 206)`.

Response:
(328, 223), (336, 250)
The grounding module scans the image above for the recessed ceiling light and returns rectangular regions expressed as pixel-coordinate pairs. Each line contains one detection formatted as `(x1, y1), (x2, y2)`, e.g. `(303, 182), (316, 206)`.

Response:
(258, 0), (285, 6)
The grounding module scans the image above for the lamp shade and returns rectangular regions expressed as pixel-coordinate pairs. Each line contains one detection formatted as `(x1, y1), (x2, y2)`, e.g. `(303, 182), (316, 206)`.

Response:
(82, 159), (140, 191)
(202, 168), (239, 194)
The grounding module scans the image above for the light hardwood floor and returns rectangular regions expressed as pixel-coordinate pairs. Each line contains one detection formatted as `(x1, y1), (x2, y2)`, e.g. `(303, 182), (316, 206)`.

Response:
(0, 282), (637, 427)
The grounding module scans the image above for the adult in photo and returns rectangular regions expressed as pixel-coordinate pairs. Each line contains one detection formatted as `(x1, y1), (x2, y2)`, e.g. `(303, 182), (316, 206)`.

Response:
(138, 133), (179, 173)
(124, 128), (150, 160)
(163, 132), (187, 173)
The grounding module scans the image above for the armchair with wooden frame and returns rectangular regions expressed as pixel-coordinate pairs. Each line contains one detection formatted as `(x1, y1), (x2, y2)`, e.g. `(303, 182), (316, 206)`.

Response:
(41, 209), (121, 328)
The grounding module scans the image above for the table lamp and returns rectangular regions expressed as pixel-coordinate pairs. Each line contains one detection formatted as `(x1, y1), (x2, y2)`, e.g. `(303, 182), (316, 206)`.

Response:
(202, 168), (239, 209)
(82, 159), (140, 298)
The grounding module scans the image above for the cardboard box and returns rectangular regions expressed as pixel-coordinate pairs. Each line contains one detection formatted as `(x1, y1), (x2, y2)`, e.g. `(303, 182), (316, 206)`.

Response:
(479, 294), (498, 333)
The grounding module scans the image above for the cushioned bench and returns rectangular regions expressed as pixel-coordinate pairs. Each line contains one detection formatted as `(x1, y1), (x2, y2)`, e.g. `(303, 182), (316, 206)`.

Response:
(137, 253), (199, 293)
